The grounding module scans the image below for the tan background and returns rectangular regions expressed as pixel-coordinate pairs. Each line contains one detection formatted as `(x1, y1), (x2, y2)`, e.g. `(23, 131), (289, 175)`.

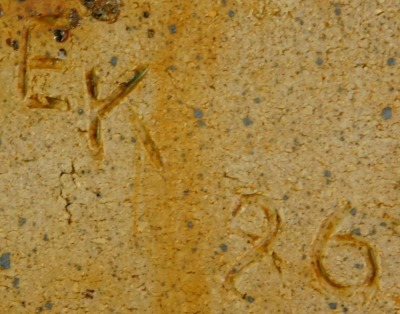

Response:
(0, 0), (399, 313)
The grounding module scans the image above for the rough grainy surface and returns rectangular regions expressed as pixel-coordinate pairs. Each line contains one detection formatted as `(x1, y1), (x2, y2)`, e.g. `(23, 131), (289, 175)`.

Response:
(0, 0), (399, 313)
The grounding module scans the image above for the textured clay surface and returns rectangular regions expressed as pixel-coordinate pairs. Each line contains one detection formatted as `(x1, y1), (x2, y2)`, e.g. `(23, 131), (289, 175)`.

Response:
(0, 0), (399, 313)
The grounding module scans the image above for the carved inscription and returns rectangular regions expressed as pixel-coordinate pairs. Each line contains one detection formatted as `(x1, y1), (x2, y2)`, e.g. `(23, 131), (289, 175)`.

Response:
(224, 194), (282, 298)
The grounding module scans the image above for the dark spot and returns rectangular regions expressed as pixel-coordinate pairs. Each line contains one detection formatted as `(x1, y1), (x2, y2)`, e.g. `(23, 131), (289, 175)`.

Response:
(130, 137), (137, 143)
(18, 217), (27, 226)
(342, 306), (348, 313)
(53, 29), (68, 42)
(95, 192), (102, 198)
(82, 0), (121, 23)
(110, 56), (118, 66)
(283, 194), (289, 201)
(354, 263), (363, 269)
(12, 277), (20, 288)
(43, 234), (49, 241)
(147, 29), (155, 38)
(168, 24), (177, 34)
(6, 38), (19, 50)
(77, 108), (84, 115)
(350, 208), (357, 216)
(242, 117), (253, 126)
(187, 221), (194, 228)
(253, 97), (261, 104)
(295, 17), (304, 25)
(324, 170), (331, 177)
(183, 189), (190, 196)
(379, 221), (387, 227)
(228, 10), (235, 17)
(57, 48), (67, 60)
(387, 57), (396, 66)
(167, 65), (177, 71)
(196, 55), (202, 61)
(220, 244), (228, 252)
(83, 289), (95, 299)
(83, 0), (95, 7)
(69, 8), (81, 29)
(334, 8), (341, 16)
(194, 108), (203, 119)
(0, 253), (11, 269)
(351, 228), (361, 236)
(328, 302), (337, 310)
(143, 11), (150, 18)
(246, 296), (255, 303)
(316, 58), (324, 66)
(381, 106), (392, 120)
(37, 307), (43, 313)
(44, 302), (53, 310)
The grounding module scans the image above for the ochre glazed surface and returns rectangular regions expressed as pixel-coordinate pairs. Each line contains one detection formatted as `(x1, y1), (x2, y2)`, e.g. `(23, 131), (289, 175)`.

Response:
(0, 1), (399, 313)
